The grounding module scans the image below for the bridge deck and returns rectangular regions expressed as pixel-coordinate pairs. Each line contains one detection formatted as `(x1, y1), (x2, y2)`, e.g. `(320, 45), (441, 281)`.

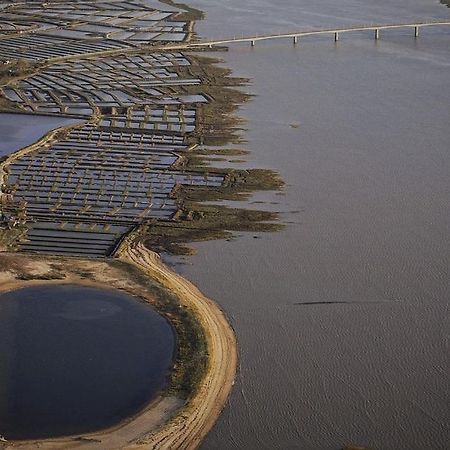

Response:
(187, 21), (450, 47)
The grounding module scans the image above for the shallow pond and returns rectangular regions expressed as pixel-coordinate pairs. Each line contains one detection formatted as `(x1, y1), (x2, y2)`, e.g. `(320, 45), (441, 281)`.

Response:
(0, 284), (174, 440)
(0, 113), (81, 157)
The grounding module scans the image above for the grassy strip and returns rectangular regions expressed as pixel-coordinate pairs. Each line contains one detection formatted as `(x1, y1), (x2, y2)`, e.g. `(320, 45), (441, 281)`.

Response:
(109, 259), (207, 398)
(143, 167), (284, 255)
(159, 0), (205, 21)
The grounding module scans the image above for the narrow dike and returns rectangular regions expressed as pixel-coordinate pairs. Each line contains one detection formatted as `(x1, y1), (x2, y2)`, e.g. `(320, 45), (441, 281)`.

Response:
(117, 240), (237, 449)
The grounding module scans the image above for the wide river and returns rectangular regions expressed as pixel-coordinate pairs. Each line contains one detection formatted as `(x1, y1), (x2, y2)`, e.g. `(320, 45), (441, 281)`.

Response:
(166, 1), (450, 449)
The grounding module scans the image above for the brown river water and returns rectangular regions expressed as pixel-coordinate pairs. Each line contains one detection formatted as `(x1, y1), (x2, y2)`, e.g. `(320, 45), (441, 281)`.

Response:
(163, 0), (450, 449)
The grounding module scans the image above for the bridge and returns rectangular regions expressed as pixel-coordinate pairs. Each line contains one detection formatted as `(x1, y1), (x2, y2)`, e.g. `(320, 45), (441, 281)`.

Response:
(186, 21), (450, 48)
(42, 20), (450, 64)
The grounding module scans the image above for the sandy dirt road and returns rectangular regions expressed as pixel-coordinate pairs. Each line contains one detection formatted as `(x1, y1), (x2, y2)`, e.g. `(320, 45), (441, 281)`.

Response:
(120, 240), (237, 450)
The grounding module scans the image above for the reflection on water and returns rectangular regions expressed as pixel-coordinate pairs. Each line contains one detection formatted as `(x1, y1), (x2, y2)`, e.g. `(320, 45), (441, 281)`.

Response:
(0, 284), (174, 440)
(171, 1), (450, 449)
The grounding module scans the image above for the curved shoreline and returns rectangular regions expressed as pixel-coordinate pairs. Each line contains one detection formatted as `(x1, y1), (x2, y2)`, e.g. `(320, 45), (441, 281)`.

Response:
(0, 243), (237, 449)
(117, 239), (237, 449)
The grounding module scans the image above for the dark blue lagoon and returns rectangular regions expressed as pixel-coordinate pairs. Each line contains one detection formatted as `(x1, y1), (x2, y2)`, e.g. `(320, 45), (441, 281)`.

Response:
(0, 284), (174, 440)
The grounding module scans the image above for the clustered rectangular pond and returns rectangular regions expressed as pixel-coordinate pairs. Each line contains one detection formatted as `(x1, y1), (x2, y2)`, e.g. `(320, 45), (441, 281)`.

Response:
(0, 0), (231, 258)
(0, 0), (188, 61)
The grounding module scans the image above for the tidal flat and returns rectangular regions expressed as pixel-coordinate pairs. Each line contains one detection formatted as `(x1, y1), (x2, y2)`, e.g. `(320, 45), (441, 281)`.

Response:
(3, 0), (448, 449)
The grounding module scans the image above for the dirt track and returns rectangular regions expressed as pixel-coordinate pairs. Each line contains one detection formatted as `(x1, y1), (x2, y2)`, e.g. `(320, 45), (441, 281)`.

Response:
(119, 240), (237, 450)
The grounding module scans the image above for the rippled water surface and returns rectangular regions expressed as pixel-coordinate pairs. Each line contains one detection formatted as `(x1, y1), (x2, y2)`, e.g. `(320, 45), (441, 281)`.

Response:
(0, 284), (174, 439)
(168, 1), (450, 449)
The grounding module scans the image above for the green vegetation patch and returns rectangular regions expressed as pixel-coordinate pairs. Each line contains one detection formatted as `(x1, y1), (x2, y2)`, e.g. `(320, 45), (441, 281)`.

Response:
(143, 167), (284, 255)
(109, 259), (207, 399)
(144, 205), (282, 256)
(138, 54), (285, 255)
(15, 271), (66, 281)
(0, 226), (27, 252)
